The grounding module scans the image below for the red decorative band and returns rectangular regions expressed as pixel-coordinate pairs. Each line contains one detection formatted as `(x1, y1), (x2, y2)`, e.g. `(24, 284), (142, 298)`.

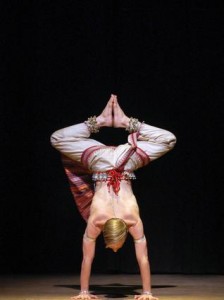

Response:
(81, 145), (103, 168)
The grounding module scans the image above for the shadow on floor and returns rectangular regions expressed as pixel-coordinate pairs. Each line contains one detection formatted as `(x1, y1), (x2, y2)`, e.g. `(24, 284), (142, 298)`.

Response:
(54, 283), (176, 298)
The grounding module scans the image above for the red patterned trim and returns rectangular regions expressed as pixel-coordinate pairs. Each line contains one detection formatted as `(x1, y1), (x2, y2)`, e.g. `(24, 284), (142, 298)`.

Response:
(136, 147), (150, 166)
(61, 155), (94, 222)
(127, 129), (149, 167)
(81, 145), (103, 168)
(116, 147), (136, 171)
(128, 132), (138, 148)
(116, 131), (139, 170)
(106, 169), (123, 195)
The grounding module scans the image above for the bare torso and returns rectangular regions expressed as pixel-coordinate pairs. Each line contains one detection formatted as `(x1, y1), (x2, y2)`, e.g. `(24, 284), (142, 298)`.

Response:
(88, 180), (140, 230)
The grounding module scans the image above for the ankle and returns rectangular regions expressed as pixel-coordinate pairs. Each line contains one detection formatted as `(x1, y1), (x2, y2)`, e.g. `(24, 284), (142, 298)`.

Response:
(96, 115), (113, 127)
(114, 116), (130, 128)
(96, 116), (106, 127)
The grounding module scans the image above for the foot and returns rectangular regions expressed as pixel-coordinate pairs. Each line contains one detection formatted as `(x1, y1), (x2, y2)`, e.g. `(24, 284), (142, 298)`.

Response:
(96, 95), (114, 127)
(113, 96), (130, 128)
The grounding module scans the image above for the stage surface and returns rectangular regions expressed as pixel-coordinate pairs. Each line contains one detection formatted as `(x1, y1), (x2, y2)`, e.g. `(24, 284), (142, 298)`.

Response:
(0, 274), (223, 300)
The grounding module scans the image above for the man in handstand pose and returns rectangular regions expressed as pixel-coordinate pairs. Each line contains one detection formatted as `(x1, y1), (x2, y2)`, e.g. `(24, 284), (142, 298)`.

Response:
(51, 95), (176, 300)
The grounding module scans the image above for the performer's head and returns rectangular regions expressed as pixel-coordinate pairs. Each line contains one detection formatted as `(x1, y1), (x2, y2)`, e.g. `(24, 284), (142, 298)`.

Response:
(103, 218), (128, 252)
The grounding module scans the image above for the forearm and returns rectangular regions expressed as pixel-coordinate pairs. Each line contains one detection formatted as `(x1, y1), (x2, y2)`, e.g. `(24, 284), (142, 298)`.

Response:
(80, 258), (93, 291)
(79, 225), (99, 292)
(133, 236), (153, 294)
(138, 257), (152, 292)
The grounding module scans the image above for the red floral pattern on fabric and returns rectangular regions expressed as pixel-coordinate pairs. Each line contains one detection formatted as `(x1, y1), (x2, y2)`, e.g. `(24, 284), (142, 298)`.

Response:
(106, 169), (124, 195)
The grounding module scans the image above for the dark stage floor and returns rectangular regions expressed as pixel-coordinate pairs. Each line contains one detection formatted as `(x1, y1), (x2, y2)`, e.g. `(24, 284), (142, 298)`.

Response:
(0, 274), (223, 299)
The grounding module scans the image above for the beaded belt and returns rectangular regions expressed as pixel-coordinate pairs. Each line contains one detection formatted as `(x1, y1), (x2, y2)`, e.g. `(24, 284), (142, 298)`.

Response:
(92, 170), (136, 195)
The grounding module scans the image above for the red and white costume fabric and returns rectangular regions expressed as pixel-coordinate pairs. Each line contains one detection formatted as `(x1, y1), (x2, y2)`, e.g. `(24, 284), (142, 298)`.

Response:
(51, 122), (176, 221)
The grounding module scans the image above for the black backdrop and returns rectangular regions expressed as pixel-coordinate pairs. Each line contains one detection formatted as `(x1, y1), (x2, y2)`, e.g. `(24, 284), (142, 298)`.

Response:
(1, 1), (223, 275)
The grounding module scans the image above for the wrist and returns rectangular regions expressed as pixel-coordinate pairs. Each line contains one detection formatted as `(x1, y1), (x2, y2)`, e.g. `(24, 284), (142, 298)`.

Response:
(142, 291), (152, 296)
(79, 290), (89, 295)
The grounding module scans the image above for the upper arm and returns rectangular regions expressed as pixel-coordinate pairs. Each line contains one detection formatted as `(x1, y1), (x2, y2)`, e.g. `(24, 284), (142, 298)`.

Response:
(128, 218), (144, 240)
(128, 219), (148, 260)
(82, 222), (102, 259)
(85, 219), (102, 240)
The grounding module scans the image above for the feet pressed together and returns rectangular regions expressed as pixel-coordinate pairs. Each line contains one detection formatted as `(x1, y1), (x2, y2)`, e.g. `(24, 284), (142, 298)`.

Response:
(96, 94), (130, 128)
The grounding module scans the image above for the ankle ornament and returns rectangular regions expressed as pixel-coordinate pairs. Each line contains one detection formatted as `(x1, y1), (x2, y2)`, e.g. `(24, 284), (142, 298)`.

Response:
(85, 116), (100, 133)
(125, 117), (140, 133)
